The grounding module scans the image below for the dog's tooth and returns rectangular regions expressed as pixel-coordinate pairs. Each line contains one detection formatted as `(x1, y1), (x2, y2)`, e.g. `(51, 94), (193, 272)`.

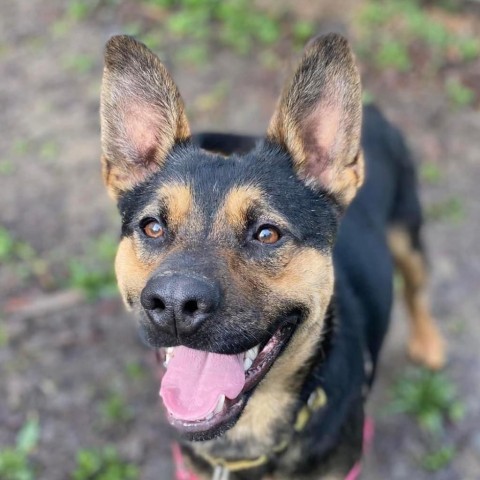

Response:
(165, 347), (175, 366)
(214, 395), (225, 414)
(206, 413), (214, 420)
(243, 357), (253, 371)
(247, 345), (259, 361)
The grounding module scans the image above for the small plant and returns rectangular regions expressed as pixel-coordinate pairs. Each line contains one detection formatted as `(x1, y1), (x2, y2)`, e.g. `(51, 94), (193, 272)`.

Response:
(39, 140), (60, 161)
(67, 234), (118, 300)
(12, 139), (29, 155)
(374, 39), (411, 72)
(142, 0), (282, 56)
(98, 391), (133, 425)
(0, 323), (8, 347)
(387, 368), (463, 471)
(292, 20), (316, 46)
(66, 0), (92, 21)
(72, 446), (138, 480)
(420, 163), (442, 185)
(0, 227), (15, 261)
(0, 227), (35, 263)
(0, 417), (40, 480)
(426, 197), (465, 223)
(388, 367), (464, 435)
(0, 160), (14, 175)
(356, 0), (480, 75)
(422, 444), (455, 471)
(445, 79), (475, 108)
(62, 54), (95, 74)
(125, 361), (146, 381)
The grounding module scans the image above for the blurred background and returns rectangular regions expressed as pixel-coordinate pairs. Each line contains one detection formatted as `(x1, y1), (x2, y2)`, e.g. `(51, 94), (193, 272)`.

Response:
(1, 0), (479, 479)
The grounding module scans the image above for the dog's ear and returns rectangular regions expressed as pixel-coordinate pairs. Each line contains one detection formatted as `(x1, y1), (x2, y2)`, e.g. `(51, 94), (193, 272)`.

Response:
(100, 35), (190, 199)
(267, 33), (363, 207)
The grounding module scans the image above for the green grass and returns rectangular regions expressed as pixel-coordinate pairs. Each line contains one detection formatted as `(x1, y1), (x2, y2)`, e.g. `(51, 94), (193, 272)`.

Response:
(39, 140), (59, 161)
(62, 54), (95, 74)
(0, 226), (45, 286)
(1, 420), (138, 480)
(72, 446), (138, 480)
(125, 361), (146, 381)
(98, 391), (133, 426)
(143, 0), (282, 56)
(174, 44), (209, 66)
(66, 0), (92, 21)
(426, 197), (465, 223)
(0, 227), (16, 261)
(0, 227), (35, 263)
(374, 39), (411, 72)
(445, 79), (476, 108)
(422, 445), (455, 471)
(139, 0), (309, 60)
(0, 160), (14, 175)
(12, 139), (29, 155)
(67, 234), (118, 300)
(292, 20), (316, 46)
(420, 163), (442, 185)
(456, 37), (480, 62)
(0, 323), (8, 347)
(0, 417), (40, 480)
(388, 367), (465, 435)
(356, 0), (479, 75)
(388, 368), (463, 471)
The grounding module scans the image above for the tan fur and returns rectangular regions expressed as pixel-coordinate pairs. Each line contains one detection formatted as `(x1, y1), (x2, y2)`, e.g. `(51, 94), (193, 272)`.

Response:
(115, 237), (158, 309)
(115, 182), (202, 307)
(195, 248), (333, 458)
(267, 34), (363, 207)
(388, 226), (446, 370)
(212, 186), (292, 243)
(156, 183), (195, 231)
(220, 186), (264, 232)
(228, 250), (333, 444)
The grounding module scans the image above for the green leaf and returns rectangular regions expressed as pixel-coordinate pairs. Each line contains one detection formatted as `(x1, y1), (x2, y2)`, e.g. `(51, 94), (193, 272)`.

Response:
(16, 418), (40, 454)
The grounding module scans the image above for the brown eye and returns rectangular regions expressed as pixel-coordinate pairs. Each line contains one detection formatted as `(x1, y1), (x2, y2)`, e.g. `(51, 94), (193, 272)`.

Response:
(142, 219), (165, 239)
(255, 225), (281, 245)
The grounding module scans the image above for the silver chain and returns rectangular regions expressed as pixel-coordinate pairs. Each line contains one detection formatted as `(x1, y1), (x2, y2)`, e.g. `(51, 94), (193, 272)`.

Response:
(212, 465), (230, 480)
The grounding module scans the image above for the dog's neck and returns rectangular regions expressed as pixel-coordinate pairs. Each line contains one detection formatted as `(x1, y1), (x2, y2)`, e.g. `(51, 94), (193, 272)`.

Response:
(186, 302), (337, 465)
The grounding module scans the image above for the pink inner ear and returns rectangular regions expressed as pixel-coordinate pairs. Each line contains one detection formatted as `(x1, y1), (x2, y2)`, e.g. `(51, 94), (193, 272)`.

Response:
(303, 102), (342, 183)
(123, 102), (164, 163)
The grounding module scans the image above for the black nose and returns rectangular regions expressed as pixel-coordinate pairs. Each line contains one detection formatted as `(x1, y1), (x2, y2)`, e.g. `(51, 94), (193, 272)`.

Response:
(140, 274), (220, 338)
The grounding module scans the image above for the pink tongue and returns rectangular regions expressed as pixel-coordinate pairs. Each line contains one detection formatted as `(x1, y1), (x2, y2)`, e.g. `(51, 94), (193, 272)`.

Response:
(159, 346), (245, 421)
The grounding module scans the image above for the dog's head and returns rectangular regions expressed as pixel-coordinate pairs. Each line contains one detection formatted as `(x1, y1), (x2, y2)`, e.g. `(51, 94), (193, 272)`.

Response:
(100, 34), (362, 442)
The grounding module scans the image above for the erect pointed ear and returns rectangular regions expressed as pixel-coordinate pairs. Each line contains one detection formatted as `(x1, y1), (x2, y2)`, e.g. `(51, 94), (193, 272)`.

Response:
(100, 35), (190, 200)
(267, 33), (363, 208)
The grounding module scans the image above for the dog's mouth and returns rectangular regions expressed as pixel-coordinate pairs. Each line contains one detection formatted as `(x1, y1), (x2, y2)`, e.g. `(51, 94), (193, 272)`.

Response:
(155, 319), (298, 440)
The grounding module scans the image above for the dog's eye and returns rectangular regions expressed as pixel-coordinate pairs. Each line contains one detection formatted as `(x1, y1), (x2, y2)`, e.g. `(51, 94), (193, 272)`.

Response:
(141, 219), (165, 239)
(254, 225), (281, 245)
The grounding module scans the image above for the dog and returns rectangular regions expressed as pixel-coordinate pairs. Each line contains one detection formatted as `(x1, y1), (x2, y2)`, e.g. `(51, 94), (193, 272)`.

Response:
(99, 33), (446, 479)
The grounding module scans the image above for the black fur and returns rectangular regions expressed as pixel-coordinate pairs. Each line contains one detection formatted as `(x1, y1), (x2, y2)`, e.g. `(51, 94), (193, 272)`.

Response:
(101, 33), (438, 479)
(178, 104), (425, 478)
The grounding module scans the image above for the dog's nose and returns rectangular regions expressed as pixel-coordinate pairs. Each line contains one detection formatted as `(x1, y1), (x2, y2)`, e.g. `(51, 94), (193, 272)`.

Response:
(140, 274), (220, 338)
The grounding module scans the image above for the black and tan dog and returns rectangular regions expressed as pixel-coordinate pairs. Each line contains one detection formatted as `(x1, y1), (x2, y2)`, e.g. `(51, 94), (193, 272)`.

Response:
(100, 34), (446, 479)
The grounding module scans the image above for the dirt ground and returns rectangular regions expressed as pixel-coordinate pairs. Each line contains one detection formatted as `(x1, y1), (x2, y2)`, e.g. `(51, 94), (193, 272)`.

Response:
(1, 1), (480, 479)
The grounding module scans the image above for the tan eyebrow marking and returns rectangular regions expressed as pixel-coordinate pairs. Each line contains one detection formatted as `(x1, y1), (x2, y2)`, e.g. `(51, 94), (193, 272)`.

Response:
(156, 182), (194, 230)
(219, 185), (265, 231)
